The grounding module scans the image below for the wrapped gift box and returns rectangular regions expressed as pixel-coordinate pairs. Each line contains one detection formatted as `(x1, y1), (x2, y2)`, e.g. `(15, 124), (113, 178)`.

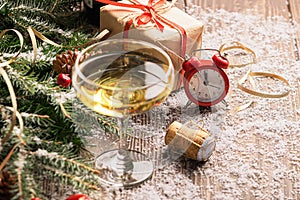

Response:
(99, 0), (204, 88)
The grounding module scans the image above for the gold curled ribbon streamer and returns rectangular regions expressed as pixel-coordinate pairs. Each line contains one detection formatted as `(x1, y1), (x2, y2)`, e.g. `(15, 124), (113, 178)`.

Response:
(0, 27), (60, 65)
(219, 41), (256, 67)
(0, 144), (18, 171)
(0, 67), (18, 143)
(27, 26), (110, 63)
(237, 71), (290, 98)
(219, 41), (291, 111)
(27, 26), (63, 63)
(0, 29), (24, 144)
(0, 29), (25, 185)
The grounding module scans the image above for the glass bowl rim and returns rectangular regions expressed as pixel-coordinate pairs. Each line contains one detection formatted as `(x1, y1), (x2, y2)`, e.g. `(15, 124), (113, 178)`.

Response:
(73, 38), (174, 91)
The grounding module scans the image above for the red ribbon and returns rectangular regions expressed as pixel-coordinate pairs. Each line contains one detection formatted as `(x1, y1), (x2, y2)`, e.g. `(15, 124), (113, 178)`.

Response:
(96, 0), (187, 57)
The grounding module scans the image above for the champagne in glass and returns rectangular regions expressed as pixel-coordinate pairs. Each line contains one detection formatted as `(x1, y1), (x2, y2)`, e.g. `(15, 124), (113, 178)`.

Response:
(73, 39), (174, 187)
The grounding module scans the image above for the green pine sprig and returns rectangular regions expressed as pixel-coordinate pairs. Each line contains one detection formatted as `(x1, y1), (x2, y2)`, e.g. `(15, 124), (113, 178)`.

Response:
(1, 0), (84, 40)
(1, 129), (101, 200)
(0, 0), (115, 199)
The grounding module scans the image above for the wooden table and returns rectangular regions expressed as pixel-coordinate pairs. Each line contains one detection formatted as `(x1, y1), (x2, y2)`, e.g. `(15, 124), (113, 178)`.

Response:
(195, 0), (300, 61)
(47, 1), (300, 199)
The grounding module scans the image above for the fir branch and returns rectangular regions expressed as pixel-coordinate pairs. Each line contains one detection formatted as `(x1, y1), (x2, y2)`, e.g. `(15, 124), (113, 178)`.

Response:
(40, 165), (100, 191)
(27, 148), (102, 192)
(21, 112), (51, 127)
(11, 4), (56, 18)
(2, 107), (26, 145)
(4, 63), (57, 106)
(2, 64), (85, 150)
(3, 65), (41, 96)
(23, 173), (40, 200)
(29, 149), (99, 175)
(0, 1), (118, 198)
(0, 128), (28, 200)
(1, 129), (98, 199)
(1, 0), (87, 43)
(0, 34), (22, 55)
(9, 149), (42, 200)
(17, 58), (54, 81)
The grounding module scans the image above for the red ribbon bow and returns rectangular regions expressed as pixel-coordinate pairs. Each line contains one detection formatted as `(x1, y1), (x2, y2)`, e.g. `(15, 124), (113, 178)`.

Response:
(97, 0), (169, 31)
(131, 0), (167, 31)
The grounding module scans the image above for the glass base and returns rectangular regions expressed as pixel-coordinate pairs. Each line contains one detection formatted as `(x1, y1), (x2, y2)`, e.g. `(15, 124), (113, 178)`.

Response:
(95, 149), (153, 188)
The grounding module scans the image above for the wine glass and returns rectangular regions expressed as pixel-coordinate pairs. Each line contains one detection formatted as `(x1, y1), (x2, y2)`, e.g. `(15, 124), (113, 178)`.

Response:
(72, 38), (174, 187)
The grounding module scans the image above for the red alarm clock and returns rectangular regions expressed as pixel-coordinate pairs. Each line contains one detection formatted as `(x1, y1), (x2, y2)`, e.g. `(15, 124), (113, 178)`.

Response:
(182, 49), (230, 107)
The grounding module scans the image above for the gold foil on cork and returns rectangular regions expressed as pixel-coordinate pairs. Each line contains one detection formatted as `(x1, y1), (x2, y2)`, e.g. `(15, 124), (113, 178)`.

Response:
(165, 121), (216, 161)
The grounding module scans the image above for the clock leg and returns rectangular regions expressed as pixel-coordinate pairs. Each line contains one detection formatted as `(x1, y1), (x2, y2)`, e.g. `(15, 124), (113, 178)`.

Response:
(221, 99), (228, 107)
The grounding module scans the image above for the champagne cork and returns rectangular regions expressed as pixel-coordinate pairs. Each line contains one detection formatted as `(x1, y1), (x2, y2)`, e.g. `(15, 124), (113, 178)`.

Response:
(165, 121), (216, 161)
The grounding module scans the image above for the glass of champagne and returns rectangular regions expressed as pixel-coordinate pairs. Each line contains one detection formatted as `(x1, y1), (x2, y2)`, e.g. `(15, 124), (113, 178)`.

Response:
(72, 38), (175, 187)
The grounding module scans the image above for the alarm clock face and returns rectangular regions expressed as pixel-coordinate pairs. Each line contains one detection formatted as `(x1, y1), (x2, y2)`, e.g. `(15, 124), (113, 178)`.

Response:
(184, 64), (229, 107)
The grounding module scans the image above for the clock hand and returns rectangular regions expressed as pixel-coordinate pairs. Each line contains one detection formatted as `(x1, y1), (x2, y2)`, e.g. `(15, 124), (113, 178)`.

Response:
(207, 83), (221, 89)
(203, 71), (209, 85)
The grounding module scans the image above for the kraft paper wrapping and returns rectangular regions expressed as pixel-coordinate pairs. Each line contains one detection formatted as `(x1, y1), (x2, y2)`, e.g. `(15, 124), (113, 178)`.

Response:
(99, 0), (204, 88)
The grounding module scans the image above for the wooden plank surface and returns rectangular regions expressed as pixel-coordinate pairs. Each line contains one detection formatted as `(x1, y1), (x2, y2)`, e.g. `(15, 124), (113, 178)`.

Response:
(190, 0), (298, 197)
(189, 0), (289, 18)
(183, 1), (300, 200)
(288, 0), (300, 60)
(188, 0), (296, 60)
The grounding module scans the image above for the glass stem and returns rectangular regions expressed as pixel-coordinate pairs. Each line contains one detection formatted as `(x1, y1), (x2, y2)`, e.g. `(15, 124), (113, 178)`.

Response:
(112, 117), (133, 177)
(118, 117), (129, 150)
